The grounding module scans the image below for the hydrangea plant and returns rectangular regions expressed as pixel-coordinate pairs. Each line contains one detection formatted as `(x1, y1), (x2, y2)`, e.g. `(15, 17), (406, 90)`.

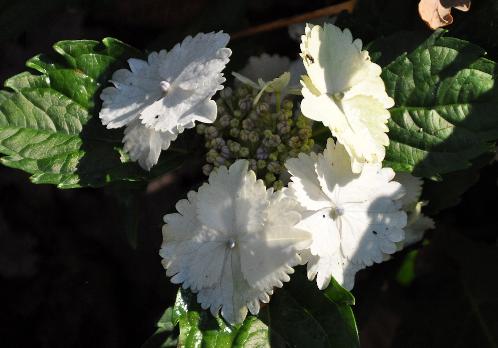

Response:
(0, 3), (497, 347)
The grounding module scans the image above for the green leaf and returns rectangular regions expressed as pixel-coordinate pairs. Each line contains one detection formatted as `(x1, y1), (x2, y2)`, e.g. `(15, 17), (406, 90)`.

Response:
(172, 289), (270, 348)
(379, 30), (498, 179)
(396, 249), (419, 286)
(141, 307), (178, 348)
(0, 38), (184, 188)
(169, 268), (358, 348)
(267, 268), (359, 348)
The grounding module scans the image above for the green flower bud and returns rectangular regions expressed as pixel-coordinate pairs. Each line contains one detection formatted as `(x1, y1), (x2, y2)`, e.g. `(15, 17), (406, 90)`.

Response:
(238, 97), (252, 111)
(277, 122), (290, 135)
(239, 147), (250, 158)
(236, 86), (249, 97)
(265, 172), (276, 185)
(206, 149), (218, 163)
(227, 140), (241, 153)
(282, 99), (293, 110)
(205, 126), (218, 139)
(288, 136), (302, 149)
(300, 144), (311, 153)
(295, 115), (309, 129)
(267, 161), (281, 174)
(282, 109), (293, 119)
(248, 131), (260, 144)
(256, 102), (270, 114)
(239, 130), (250, 142)
(230, 119), (240, 128)
(242, 119), (255, 130)
(263, 129), (273, 138)
(202, 164), (213, 176)
(215, 156), (226, 166)
(289, 149), (300, 158)
(269, 152), (278, 161)
(277, 144), (287, 153)
(218, 104), (227, 114)
(218, 114), (231, 128)
(257, 159), (267, 170)
(196, 124), (207, 135)
(229, 128), (240, 138)
(298, 128), (312, 140)
(249, 111), (259, 120)
(211, 137), (225, 149)
(273, 180), (284, 191)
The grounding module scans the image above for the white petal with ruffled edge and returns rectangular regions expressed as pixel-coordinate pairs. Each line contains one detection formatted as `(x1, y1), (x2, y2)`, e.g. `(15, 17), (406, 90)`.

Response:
(139, 32), (231, 131)
(160, 160), (311, 324)
(99, 32), (231, 170)
(394, 173), (435, 248)
(286, 139), (407, 290)
(299, 23), (393, 172)
(122, 120), (178, 171)
(300, 23), (393, 107)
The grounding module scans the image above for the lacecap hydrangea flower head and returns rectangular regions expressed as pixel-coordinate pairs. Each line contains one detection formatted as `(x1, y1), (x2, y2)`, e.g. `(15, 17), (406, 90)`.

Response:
(299, 23), (394, 173)
(285, 139), (407, 290)
(159, 160), (311, 324)
(99, 32), (231, 170)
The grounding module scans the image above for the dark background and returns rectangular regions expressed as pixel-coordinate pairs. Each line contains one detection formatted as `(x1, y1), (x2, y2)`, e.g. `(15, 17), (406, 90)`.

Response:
(0, 0), (497, 347)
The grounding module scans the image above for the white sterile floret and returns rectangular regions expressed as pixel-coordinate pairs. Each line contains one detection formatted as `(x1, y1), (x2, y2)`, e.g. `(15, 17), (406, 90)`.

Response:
(395, 173), (435, 247)
(285, 139), (407, 290)
(299, 23), (394, 173)
(236, 53), (305, 93)
(99, 32), (231, 170)
(159, 160), (310, 324)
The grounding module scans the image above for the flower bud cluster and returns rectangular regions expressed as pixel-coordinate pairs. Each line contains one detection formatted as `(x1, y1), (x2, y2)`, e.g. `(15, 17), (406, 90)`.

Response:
(197, 85), (314, 189)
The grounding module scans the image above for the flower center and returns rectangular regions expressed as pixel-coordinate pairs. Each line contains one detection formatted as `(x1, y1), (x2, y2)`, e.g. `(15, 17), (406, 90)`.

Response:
(330, 206), (345, 220)
(160, 81), (171, 94)
(227, 238), (236, 249)
(331, 91), (345, 101)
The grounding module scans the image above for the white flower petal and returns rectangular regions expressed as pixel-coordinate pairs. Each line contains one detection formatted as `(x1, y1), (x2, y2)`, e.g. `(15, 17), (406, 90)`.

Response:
(286, 152), (331, 211)
(237, 53), (305, 95)
(306, 253), (363, 290)
(140, 32), (231, 131)
(196, 161), (247, 234)
(240, 190), (311, 291)
(395, 172), (424, 209)
(301, 82), (390, 173)
(299, 23), (393, 172)
(404, 213), (434, 246)
(123, 119), (178, 171)
(300, 23), (390, 105)
(240, 54), (291, 83)
(296, 209), (339, 258)
(161, 160), (310, 324)
(286, 139), (407, 290)
(99, 33), (230, 170)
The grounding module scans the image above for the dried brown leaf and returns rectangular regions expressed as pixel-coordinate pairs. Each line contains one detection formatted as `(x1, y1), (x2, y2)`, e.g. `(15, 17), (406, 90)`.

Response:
(418, 0), (471, 29)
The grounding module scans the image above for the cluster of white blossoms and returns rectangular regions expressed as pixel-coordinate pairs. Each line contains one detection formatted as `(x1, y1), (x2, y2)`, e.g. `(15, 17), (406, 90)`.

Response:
(99, 32), (231, 170)
(99, 25), (434, 325)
